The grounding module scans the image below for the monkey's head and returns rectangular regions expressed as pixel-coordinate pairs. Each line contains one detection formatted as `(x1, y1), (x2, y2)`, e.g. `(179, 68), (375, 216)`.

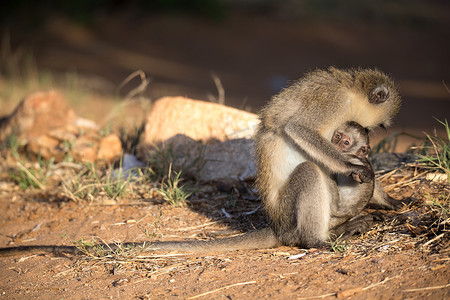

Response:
(332, 121), (371, 159)
(350, 68), (402, 129)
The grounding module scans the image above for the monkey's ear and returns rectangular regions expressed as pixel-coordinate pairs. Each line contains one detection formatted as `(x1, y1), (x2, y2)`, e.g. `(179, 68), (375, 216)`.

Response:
(369, 85), (390, 104)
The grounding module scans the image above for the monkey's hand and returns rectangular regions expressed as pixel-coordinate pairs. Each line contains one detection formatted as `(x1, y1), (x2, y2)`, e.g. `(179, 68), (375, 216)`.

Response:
(349, 164), (374, 184)
(343, 155), (373, 183)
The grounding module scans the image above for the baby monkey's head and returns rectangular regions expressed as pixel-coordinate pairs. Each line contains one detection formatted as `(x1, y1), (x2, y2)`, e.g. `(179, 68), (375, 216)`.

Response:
(332, 121), (371, 159)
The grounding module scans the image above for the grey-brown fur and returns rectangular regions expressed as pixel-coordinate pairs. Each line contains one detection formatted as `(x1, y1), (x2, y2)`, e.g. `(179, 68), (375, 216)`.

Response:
(255, 67), (401, 248)
(329, 121), (374, 230)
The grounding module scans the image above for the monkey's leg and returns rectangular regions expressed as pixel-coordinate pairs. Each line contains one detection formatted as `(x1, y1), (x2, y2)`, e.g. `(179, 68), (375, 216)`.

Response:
(370, 180), (405, 210)
(332, 176), (372, 219)
(274, 162), (333, 248)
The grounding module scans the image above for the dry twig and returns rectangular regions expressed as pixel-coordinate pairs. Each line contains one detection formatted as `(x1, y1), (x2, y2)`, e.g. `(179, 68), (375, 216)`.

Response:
(187, 281), (257, 299)
(403, 283), (450, 293)
(16, 161), (45, 190)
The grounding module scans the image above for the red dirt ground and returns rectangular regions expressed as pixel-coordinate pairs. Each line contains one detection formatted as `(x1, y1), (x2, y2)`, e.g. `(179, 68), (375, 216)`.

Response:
(0, 170), (448, 299)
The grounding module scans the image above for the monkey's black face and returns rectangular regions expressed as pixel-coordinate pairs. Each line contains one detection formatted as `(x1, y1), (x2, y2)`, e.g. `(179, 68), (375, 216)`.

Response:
(369, 85), (390, 104)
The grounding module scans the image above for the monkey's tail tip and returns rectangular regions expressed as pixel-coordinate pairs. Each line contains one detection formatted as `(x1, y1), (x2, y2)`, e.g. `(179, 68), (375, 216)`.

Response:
(0, 245), (79, 257)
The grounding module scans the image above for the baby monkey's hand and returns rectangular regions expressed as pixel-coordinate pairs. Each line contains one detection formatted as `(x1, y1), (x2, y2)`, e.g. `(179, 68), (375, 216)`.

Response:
(350, 165), (374, 184)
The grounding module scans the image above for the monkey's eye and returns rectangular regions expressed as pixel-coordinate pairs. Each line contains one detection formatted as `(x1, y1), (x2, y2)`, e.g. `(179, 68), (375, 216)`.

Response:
(334, 133), (341, 140)
(343, 140), (350, 146)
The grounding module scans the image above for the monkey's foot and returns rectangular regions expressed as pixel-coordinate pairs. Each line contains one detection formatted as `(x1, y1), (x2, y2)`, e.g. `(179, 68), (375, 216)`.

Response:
(332, 213), (383, 240)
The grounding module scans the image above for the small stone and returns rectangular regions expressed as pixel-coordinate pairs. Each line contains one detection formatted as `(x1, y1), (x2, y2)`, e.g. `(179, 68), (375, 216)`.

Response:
(97, 134), (122, 162)
(0, 90), (122, 164)
(26, 135), (64, 161)
(0, 90), (76, 143)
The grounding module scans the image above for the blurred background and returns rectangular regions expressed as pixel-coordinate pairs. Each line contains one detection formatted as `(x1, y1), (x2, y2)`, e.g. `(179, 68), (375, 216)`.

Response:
(1, 0), (449, 150)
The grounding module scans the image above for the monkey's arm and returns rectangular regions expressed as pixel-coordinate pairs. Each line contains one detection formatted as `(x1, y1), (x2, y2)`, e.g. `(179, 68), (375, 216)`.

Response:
(284, 123), (372, 182)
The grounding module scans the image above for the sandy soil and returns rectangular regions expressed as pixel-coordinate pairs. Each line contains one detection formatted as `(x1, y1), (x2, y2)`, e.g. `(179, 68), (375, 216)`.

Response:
(0, 167), (448, 299)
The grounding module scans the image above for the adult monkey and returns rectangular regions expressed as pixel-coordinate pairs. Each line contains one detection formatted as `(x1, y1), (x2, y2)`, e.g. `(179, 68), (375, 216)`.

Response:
(0, 67), (401, 256)
(256, 67), (401, 248)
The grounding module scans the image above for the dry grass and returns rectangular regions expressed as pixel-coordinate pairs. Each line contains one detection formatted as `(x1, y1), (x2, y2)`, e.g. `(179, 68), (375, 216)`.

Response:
(1, 136), (449, 266)
(1, 145), (448, 300)
(27, 163), (450, 276)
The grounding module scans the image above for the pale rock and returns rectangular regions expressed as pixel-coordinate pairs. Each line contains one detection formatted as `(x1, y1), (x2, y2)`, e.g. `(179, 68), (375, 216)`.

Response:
(138, 97), (259, 183)
(200, 138), (257, 182)
(143, 135), (257, 183)
(140, 96), (259, 145)
(122, 153), (145, 169)
(112, 154), (146, 180)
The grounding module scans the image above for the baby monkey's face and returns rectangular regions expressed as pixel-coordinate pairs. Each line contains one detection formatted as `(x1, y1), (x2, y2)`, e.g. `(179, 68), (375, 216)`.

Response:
(332, 129), (370, 159)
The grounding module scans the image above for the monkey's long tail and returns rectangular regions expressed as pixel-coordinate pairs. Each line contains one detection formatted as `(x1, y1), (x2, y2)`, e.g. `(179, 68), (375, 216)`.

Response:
(143, 227), (280, 253)
(0, 228), (280, 257)
(0, 245), (80, 257)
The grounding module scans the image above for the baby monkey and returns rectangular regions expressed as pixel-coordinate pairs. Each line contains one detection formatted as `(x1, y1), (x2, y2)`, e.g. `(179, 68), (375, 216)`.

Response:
(332, 121), (372, 182)
(329, 121), (375, 234)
